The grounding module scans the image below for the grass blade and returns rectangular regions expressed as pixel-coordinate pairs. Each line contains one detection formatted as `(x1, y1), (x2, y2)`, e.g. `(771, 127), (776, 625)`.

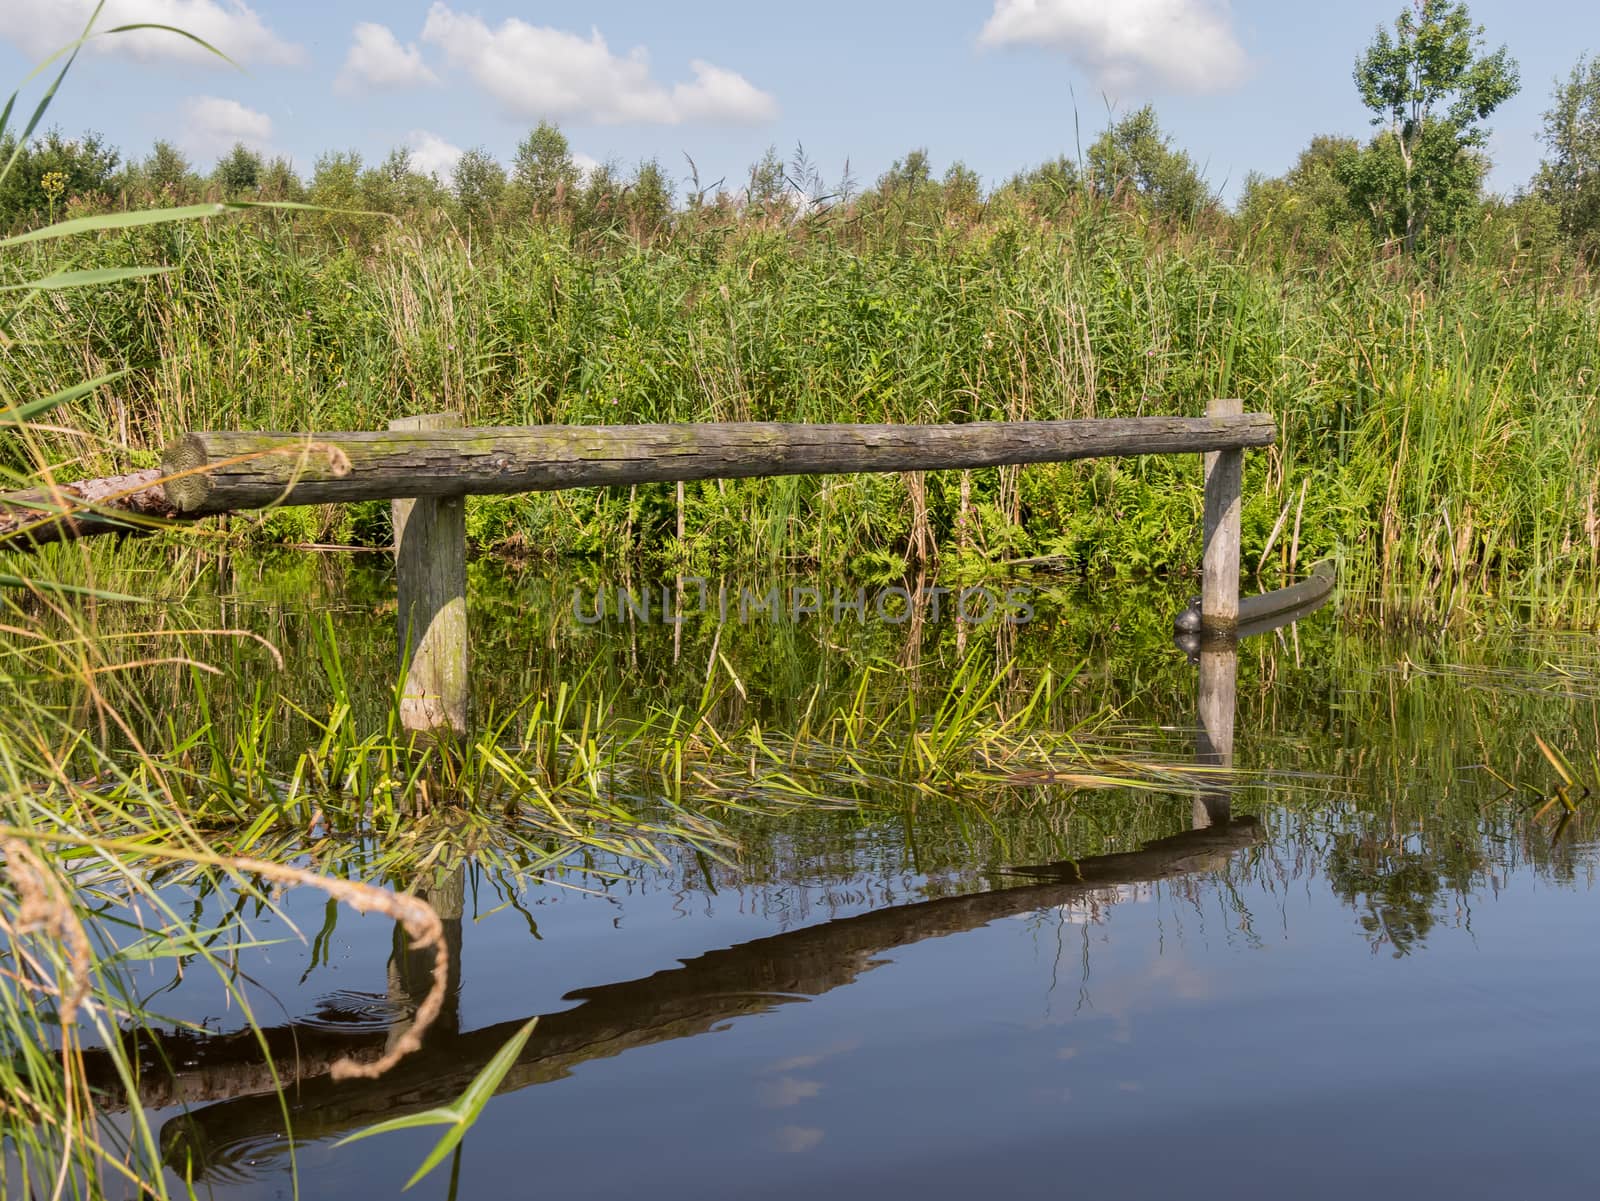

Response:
(0, 266), (171, 293)
(0, 367), (133, 426)
(334, 1018), (538, 1190)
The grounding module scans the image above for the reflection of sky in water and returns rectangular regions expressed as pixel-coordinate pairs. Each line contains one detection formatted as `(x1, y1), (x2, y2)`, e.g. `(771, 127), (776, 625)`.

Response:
(57, 571), (1600, 1201)
(472, 861), (1591, 1201)
(99, 814), (1600, 1201)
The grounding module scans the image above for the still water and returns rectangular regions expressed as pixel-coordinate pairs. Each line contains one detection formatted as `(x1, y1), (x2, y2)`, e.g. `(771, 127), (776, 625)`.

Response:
(76, 560), (1600, 1199)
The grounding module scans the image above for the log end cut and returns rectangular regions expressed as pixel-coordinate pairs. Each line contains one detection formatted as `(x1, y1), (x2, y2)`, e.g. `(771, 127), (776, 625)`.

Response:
(161, 433), (214, 514)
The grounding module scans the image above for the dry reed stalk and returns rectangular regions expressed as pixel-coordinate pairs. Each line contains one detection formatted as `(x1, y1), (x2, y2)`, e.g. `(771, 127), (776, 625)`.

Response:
(2, 839), (93, 1025)
(228, 855), (447, 1081)
(903, 472), (934, 563)
(0, 829), (447, 1081)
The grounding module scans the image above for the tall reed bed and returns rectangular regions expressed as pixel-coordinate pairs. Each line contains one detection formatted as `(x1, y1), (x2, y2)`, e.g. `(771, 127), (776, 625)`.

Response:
(6, 206), (1596, 621)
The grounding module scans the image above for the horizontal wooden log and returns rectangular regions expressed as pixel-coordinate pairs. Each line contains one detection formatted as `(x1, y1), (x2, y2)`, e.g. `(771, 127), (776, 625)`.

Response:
(0, 469), (180, 548)
(161, 416), (1276, 514)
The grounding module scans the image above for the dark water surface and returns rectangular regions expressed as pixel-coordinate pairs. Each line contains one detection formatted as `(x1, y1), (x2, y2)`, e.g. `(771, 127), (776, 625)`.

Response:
(75, 560), (1600, 1200)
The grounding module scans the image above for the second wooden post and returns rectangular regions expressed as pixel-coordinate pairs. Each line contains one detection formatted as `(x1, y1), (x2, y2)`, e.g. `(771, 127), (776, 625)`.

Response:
(391, 413), (469, 738)
(1201, 397), (1243, 634)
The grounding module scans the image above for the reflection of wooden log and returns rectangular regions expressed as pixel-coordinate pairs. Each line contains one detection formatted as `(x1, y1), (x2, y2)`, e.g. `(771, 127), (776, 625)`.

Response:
(77, 821), (1260, 1178)
(0, 469), (178, 547)
(160, 417), (1276, 514)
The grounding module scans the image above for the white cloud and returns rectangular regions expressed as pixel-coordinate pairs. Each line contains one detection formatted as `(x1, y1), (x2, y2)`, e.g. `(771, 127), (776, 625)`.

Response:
(418, 2), (777, 125)
(405, 130), (464, 179)
(337, 23), (438, 93)
(3, 0), (302, 67)
(978, 0), (1247, 94)
(671, 60), (779, 124)
(181, 95), (273, 158)
(572, 152), (602, 181)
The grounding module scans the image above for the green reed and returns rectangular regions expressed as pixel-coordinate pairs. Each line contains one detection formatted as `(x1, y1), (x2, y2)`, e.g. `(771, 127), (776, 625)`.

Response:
(6, 198), (1597, 623)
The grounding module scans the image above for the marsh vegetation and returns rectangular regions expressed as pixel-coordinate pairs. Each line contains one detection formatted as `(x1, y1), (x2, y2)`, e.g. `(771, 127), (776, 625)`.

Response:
(4, 2), (1600, 1197)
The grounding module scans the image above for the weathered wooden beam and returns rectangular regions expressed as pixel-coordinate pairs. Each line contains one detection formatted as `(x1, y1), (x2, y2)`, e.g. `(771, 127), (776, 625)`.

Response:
(0, 469), (179, 548)
(391, 414), (469, 738)
(1201, 399), (1245, 633)
(160, 416), (1276, 514)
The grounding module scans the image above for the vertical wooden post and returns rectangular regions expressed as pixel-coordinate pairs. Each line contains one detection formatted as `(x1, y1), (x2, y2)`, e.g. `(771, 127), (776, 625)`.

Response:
(1201, 397), (1243, 633)
(391, 413), (468, 738)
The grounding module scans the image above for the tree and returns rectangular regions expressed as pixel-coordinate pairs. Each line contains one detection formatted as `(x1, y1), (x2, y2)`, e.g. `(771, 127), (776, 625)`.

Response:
(1350, 0), (1518, 250)
(942, 161), (983, 218)
(744, 145), (789, 215)
(452, 147), (506, 232)
(511, 122), (579, 218)
(573, 160), (623, 235)
(306, 150), (397, 243)
(307, 150), (361, 206)
(1534, 53), (1600, 255)
(366, 147), (445, 214)
(626, 158), (673, 239)
(877, 148), (934, 198)
(861, 147), (942, 228)
(259, 157), (304, 202)
(213, 142), (264, 196)
(1237, 135), (1365, 253)
(994, 155), (1081, 222)
(0, 129), (119, 228)
(141, 140), (197, 200)
(1085, 106), (1212, 221)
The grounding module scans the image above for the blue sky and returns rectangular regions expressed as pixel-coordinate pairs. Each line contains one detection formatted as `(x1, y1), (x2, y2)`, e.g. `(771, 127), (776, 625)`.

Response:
(0, 1), (1588, 203)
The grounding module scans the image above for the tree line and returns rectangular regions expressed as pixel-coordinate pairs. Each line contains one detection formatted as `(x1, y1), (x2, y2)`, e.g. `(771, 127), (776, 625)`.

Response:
(1, 1), (1597, 263)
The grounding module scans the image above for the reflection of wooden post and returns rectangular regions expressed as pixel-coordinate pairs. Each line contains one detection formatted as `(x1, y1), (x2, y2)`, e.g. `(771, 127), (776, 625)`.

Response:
(387, 862), (465, 1050)
(1194, 643), (1237, 828)
(391, 413), (468, 737)
(1202, 397), (1243, 633)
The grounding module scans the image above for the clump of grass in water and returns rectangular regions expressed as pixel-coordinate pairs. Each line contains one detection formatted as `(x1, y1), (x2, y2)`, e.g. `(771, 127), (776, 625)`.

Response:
(3, 554), (1185, 1196)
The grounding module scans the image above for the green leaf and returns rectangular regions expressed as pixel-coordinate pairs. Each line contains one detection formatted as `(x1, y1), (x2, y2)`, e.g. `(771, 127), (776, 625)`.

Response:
(454, 1015), (538, 1122)
(116, 928), (291, 961)
(0, 367), (132, 427)
(400, 1123), (471, 1190)
(334, 1017), (538, 1190)
(0, 575), (146, 602)
(0, 266), (171, 293)
(0, 203), (234, 247)
(337, 1108), (460, 1142)
(0, 201), (379, 248)
(100, 23), (234, 68)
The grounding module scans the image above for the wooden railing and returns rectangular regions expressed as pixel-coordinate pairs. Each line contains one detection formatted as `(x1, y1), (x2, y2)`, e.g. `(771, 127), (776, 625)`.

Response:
(3, 400), (1274, 734)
